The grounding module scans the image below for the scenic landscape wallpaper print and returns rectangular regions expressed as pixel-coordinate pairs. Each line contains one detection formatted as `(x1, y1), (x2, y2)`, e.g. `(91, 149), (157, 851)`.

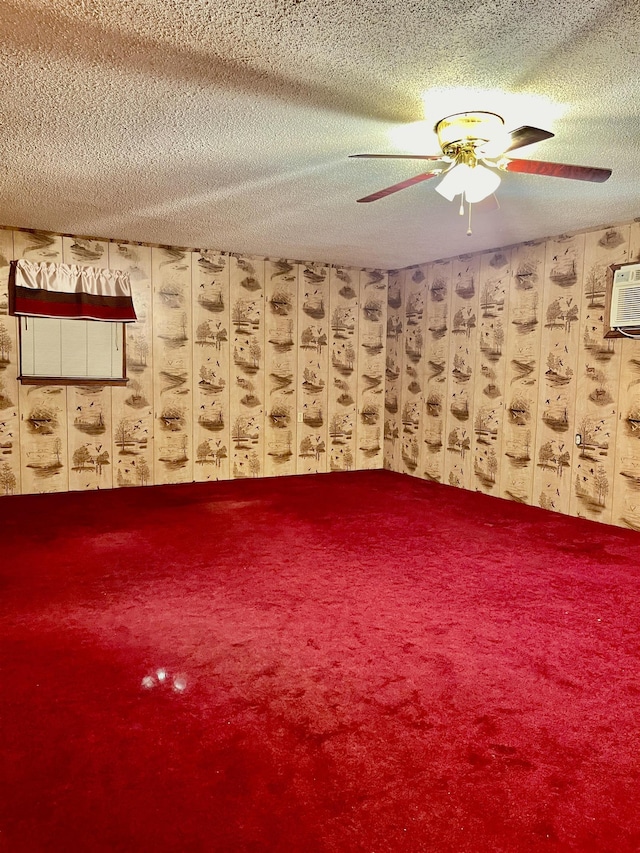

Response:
(384, 218), (640, 529)
(2, 218), (640, 530)
(0, 226), (387, 499)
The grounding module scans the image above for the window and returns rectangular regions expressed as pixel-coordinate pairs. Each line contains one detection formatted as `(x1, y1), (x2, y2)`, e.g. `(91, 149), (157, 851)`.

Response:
(18, 316), (127, 384)
(9, 258), (136, 385)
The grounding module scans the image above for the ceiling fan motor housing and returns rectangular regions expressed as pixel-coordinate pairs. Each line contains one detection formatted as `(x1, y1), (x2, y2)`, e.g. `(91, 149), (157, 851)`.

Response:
(436, 111), (505, 158)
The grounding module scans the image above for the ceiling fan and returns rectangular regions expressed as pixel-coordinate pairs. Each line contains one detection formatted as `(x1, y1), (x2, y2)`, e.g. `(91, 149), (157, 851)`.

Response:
(350, 112), (612, 214)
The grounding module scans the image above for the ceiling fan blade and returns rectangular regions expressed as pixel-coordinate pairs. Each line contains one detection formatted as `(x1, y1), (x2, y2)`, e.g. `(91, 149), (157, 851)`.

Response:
(504, 126), (554, 152)
(356, 171), (440, 203)
(505, 158), (612, 182)
(350, 153), (444, 161)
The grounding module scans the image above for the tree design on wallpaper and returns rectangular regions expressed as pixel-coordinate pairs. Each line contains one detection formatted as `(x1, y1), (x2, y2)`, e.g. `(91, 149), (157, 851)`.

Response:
(429, 274), (447, 301)
(332, 342), (356, 374)
(199, 365), (226, 393)
(0, 375), (13, 410)
(584, 263), (608, 308)
(405, 292), (424, 327)
(236, 376), (260, 408)
(541, 399), (570, 432)
(302, 366), (325, 394)
(302, 289), (326, 319)
(115, 455), (151, 488)
(511, 291), (539, 335)
(505, 431), (532, 468)
(196, 320), (228, 349)
(480, 282), (505, 317)
(198, 401), (225, 431)
(299, 434), (325, 460)
(454, 272), (475, 300)
(234, 338), (262, 373)
(587, 368), (614, 406)
(452, 308), (476, 337)
(479, 321), (504, 361)
(548, 256), (578, 288)
(232, 416), (259, 448)
(545, 298), (579, 332)
(267, 430), (294, 461)
(545, 353), (573, 386)
(330, 446), (354, 471)
(405, 328), (423, 363)
(71, 444), (109, 476)
(481, 364), (501, 399)
(0, 461), (17, 494)
(401, 401), (420, 434)
(232, 299), (261, 332)
(538, 441), (571, 477)
(387, 315), (402, 339)
(125, 380), (150, 410)
(329, 414), (352, 444)
(423, 420), (443, 451)
(362, 326), (384, 356)
(577, 416), (609, 459)
(331, 306), (355, 338)
(115, 418), (148, 455)
(402, 436), (419, 471)
(0, 322), (12, 367)
(474, 407), (499, 443)
(196, 440), (227, 468)
(300, 326), (327, 353)
(384, 418), (399, 443)
(475, 446), (498, 487)
(583, 324), (616, 361)
(73, 405), (106, 436)
(127, 332), (150, 372)
(268, 319), (294, 351)
(302, 402), (323, 428)
(197, 283), (225, 313)
(452, 353), (472, 383)
(25, 436), (63, 478)
(233, 451), (261, 478)
(158, 434), (188, 468)
(447, 428), (470, 459)
(575, 465), (609, 511)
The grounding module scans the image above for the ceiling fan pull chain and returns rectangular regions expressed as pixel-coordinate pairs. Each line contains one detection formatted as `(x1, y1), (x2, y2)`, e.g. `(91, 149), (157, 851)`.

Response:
(467, 202), (473, 236)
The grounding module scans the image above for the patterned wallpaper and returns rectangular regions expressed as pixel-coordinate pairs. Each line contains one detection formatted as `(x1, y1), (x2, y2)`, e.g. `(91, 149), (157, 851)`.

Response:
(384, 218), (640, 529)
(2, 219), (640, 531)
(0, 228), (387, 496)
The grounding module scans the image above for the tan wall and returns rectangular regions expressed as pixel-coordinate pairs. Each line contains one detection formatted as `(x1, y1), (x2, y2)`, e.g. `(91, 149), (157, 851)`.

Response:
(0, 228), (387, 496)
(385, 219), (640, 529)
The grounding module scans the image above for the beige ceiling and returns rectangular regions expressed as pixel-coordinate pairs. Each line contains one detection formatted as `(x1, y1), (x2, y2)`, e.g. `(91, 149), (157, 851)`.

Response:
(1, 0), (638, 270)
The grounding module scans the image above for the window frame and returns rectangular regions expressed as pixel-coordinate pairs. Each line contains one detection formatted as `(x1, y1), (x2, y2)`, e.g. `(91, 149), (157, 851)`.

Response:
(17, 315), (129, 386)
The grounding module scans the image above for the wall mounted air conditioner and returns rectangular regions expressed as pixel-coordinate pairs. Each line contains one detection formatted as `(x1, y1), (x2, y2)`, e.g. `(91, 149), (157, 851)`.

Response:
(610, 263), (640, 329)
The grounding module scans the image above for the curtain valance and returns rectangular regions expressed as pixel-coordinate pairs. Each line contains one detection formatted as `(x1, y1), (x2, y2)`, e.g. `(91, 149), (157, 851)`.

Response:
(9, 259), (137, 322)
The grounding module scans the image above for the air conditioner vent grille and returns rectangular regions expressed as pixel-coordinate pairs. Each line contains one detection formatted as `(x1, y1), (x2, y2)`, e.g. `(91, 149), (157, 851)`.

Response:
(612, 264), (640, 328)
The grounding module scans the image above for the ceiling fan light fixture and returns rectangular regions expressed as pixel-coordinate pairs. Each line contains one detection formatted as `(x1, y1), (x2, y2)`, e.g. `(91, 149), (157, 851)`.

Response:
(435, 161), (501, 203)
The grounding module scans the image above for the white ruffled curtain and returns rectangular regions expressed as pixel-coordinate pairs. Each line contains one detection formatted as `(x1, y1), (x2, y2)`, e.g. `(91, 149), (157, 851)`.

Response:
(9, 258), (136, 322)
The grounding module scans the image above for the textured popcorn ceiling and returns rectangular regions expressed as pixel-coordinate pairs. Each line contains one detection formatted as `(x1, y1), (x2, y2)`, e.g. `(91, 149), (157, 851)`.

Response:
(0, 0), (638, 269)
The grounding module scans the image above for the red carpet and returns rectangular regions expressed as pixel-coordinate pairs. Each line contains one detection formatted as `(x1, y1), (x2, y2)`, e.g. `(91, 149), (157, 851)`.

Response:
(1, 471), (640, 852)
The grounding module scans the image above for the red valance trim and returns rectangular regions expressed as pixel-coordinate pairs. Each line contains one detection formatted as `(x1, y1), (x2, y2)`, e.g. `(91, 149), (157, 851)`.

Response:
(8, 260), (137, 323)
